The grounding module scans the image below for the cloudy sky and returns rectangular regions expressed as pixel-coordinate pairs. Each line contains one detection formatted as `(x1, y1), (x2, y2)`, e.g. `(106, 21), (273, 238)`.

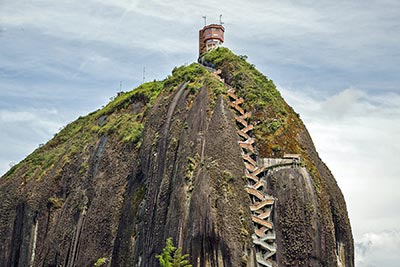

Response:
(0, 0), (399, 265)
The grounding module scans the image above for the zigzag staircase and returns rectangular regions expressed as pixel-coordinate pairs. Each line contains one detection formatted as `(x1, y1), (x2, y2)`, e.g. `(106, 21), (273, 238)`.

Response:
(212, 69), (277, 267)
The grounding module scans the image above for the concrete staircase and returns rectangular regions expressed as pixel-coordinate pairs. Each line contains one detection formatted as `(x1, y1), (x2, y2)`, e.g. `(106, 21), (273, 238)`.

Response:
(212, 69), (278, 267)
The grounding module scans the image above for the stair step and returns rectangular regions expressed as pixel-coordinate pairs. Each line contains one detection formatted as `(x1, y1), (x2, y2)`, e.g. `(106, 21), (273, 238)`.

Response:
(233, 97), (244, 105)
(244, 138), (255, 145)
(245, 171), (259, 183)
(256, 252), (276, 266)
(252, 166), (266, 176)
(255, 255), (273, 267)
(246, 188), (265, 200)
(260, 232), (276, 241)
(237, 130), (250, 140)
(239, 111), (252, 120)
(245, 162), (257, 172)
(239, 142), (255, 153)
(253, 237), (277, 252)
(242, 153), (257, 166)
(252, 216), (273, 229)
(255, 227), (268, 238)
(254, 229), (276, 241)
(247, 180), (265, 190)
(229, 102), (245, 115)
(235, 116), (248, 127)
(241, 124), (254, 133)
(228, 91), (238, 100)
(250, 199), (274, 211)
(258, 210), (271, 219)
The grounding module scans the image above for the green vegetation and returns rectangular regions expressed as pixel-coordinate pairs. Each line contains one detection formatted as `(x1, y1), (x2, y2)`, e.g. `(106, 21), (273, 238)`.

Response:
(222, 170), (234, 183)
(131, 186), (146, 216)
(0, 45), (351, 266)
(185, 156), (197, 180)
(80, 160), (89, 175)
(204, 74), (227, 110)
(164, 63), (207, 89)
(96, 81), (164, 117)
(156, 238), (192, 267)
(205, 77), (226, 97)
(95, 113), (144, 145)
(2, 61), (216, 181)
(204, 47), (351, 263)
(203, 47), (284, 110)
(271, 144), (281, 152)
(203, 47), (303, 158)
(152, 132), (160, 147)
(187, 79), (203, 94)
(48, 197), (63, 209)
(185, 154), (200, 193)
(93, 257), (108, 266)
(2, 80), (166, 181)
(203, 47), (292, 156)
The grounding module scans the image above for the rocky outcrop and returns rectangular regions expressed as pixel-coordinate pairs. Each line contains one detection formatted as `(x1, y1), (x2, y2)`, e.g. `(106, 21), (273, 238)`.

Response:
(0, 48), (353, 267)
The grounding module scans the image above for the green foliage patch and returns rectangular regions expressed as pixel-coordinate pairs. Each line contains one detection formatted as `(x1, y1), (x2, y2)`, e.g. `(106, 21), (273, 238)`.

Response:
(131, 185), (146, 216)
(95, 112), (144, 145)
(2, 61), (212, 181)
(93, 257), (108, 266)
(203, 47), (284, 111)
(2, 80), (166, 180)
(164, 63), (207, 89)
(203, 47), (301, 157)
(96, 81), (164, 117)
(48, 197), (63, 209)
(156, 238), (192, 267)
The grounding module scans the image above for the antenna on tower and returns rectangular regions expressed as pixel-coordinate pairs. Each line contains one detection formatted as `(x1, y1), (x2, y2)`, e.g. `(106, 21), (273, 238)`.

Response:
(143, 67), (145, 83)
(219, 14), (224, 25)
(202, 16), (207, 26)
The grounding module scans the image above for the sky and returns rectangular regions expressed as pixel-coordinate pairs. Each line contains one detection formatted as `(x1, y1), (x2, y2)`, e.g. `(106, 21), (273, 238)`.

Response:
(0, 0), (399, 265)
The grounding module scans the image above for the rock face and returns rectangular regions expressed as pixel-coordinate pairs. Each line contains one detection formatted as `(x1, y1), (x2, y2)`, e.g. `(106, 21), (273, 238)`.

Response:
(0, 48), (353, 267)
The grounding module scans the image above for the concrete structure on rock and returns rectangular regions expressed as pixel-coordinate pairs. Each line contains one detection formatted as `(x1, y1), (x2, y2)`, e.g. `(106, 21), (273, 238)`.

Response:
(199, 24), (225, 57)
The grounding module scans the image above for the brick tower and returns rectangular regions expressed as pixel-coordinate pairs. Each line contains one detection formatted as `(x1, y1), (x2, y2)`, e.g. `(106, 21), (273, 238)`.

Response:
(199, 24), (225, 57)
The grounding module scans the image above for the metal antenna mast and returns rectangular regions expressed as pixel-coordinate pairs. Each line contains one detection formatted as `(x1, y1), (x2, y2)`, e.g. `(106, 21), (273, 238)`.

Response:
(119, 81), (122, 91)
(143, 67), (145, 83)
(202, 16), (207, 26)
(220, 14), (224, 25)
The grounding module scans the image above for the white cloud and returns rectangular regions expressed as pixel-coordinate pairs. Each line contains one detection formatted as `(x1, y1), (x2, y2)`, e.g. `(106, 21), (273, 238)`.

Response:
(0, 0), (196, 53)
(1, 0), (398, 91)
(3, 0), (396, 60)
(356, 230), (400, 267)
